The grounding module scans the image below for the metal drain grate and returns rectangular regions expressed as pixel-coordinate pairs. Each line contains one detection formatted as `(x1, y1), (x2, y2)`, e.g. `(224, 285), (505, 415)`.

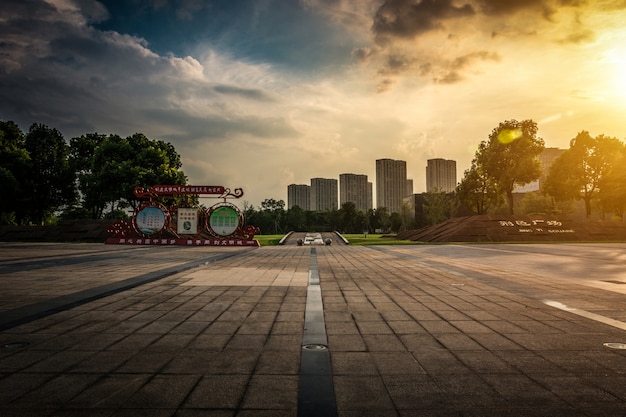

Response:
(303, 344), (327, 350)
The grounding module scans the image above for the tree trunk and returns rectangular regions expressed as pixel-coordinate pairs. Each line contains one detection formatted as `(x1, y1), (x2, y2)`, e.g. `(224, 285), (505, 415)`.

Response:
(584, 197), (592, 219)
(506, 190), (514, 215)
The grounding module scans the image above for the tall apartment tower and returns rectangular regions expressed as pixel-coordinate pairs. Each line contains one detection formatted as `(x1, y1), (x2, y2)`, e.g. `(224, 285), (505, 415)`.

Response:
(310, 178), (338, 211)
(287, 184), (310, 210)
(376, 158), (408, 214)
(426, 158), (457, 192)
(339, 173), (371, 213)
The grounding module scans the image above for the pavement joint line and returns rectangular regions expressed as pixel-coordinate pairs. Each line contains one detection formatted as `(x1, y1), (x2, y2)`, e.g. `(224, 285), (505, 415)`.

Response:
(0, 250), (147, 274)
(0, 247), (256, 332)
(543, 300), (626, 332)
(368, 245), (626, 331)
(297, 247), (338, 417)
(0, 244), (148, 266)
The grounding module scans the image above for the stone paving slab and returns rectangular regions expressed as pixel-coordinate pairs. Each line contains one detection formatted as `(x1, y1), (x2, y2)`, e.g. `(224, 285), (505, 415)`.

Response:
(1, 243), (626, 416)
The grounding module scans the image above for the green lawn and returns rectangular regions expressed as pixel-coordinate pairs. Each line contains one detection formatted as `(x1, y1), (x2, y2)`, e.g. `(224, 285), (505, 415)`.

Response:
(340, 234), (418, 245)
(255, 234), (285, 246)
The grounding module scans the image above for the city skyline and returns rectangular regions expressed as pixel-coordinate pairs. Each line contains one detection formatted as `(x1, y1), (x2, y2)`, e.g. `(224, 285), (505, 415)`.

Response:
(3, 1), (626, 207)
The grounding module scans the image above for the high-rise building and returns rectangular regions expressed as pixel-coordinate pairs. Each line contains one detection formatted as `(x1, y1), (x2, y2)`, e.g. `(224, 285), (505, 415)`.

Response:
(426, 158), (457, 192)
(310, 178), (338, 211)
(513, 147), (566, 193)
(287, 184), (310, 210)
(339, 173), (371, 213)
(376, 158), (408, 214)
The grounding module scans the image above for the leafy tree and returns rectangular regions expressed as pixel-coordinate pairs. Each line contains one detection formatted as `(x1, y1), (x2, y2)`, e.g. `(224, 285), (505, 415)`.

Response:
(422, 189), (458, 225)
(398, 201), (414, 232)
(324, 209), (341, 232)
(479, 119), (545, 214)
(69, 133), (107, 218)
(354, 211), (367, 234)
(544, 131), (625, 218)
(456, 157), (500, 215)
(71, 133), (188, 217)
(261, 198), (285, 234)
(90, 134), (135, 216)
(598, 165), (626, 219)
(339, 201), (358, 233)
(373, 207), (390, 232)
(518, 192), (553, 215)
(285, 205), (307, 231)
(25, 124), (76, 225)
(390, 212), (402, 233)
(0, 120), (31, 224)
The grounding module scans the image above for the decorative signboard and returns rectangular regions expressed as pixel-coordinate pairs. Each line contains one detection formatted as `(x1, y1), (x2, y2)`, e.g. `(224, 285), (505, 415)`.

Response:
(106, 185), (259, 246)
(496, 218), (575, 235)
(176, 208), (199, 235)
(135, 203), (167, 235)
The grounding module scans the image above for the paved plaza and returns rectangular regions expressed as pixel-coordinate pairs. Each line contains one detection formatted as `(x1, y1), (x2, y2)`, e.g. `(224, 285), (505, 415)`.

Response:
(1, 241), (626, 416)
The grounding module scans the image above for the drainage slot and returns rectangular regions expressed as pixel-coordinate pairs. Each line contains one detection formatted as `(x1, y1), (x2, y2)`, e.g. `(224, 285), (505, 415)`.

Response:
(604, 342), (626, 350)
(298, 247), (337, 417)
(2, 342), (30, 349)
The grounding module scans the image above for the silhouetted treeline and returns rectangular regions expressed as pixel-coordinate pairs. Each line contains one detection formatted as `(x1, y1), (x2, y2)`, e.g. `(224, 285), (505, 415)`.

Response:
(0, 120), (186, 225)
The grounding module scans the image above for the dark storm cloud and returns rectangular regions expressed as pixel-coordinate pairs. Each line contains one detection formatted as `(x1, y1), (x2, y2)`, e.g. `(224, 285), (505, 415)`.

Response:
(372, 0), (475, 41)
(370, 0), (607, 43)
(0, 0), (296, 145)
(143, 108), (299, 143)
(433, 50), (500, 84)
(477, 0), (557, 17)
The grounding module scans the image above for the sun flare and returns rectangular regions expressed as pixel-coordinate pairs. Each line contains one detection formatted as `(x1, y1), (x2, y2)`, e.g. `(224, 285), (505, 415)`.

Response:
(604, 46), (626, 101)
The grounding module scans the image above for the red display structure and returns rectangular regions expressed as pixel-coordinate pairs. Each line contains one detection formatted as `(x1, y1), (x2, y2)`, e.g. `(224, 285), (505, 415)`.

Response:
(106, 185), (260, 246)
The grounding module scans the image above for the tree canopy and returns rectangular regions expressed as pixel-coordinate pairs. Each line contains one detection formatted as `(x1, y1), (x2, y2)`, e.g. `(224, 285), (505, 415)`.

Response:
(481, 119), (545, 214)
(456, 119), (544, 215)
(544, 131), (626, 218)
(0, 119), (188, 225)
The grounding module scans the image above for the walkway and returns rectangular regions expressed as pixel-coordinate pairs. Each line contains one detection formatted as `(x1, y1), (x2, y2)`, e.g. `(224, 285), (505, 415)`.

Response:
(1, 242), (626, 416)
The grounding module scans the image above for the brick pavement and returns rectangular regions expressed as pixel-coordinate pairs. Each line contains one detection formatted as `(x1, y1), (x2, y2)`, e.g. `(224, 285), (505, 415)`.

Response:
(1, 243), (626, 416)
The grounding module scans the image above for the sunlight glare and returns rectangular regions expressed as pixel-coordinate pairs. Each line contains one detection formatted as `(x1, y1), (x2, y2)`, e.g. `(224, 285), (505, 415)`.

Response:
(605, 47), (626, 100)
(497, 128), (522, 144)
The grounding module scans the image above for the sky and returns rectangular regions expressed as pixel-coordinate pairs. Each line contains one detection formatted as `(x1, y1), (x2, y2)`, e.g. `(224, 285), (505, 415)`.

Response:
(2, 0), (626, 208)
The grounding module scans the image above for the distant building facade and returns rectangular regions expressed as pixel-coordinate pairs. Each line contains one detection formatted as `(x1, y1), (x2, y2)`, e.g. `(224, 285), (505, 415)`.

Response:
(339, 173), (371, 213)
(376, 158), (408, 214)
(513, 147), (565, 193)
(310, 178), (338, 211)
(426, 158), (457, 192)
(287, 184), (310, 210)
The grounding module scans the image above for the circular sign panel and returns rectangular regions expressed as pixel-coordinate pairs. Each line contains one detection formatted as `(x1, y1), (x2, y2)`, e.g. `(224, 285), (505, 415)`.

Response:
(135, 206), (166, 235)
(209, 205), (240, 237)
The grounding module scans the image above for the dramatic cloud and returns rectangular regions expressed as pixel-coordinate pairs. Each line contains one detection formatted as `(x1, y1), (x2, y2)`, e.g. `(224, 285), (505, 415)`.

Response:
(373, 0), (475, 41)
(2, 0), (626, 206)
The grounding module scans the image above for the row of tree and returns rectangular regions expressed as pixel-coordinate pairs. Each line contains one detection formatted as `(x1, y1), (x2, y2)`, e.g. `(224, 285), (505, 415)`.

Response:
(0, 120), (187, 225)
(243, 199), (407, 234)
(2, 117), (624, 230)
(456, 119), (626, 220)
